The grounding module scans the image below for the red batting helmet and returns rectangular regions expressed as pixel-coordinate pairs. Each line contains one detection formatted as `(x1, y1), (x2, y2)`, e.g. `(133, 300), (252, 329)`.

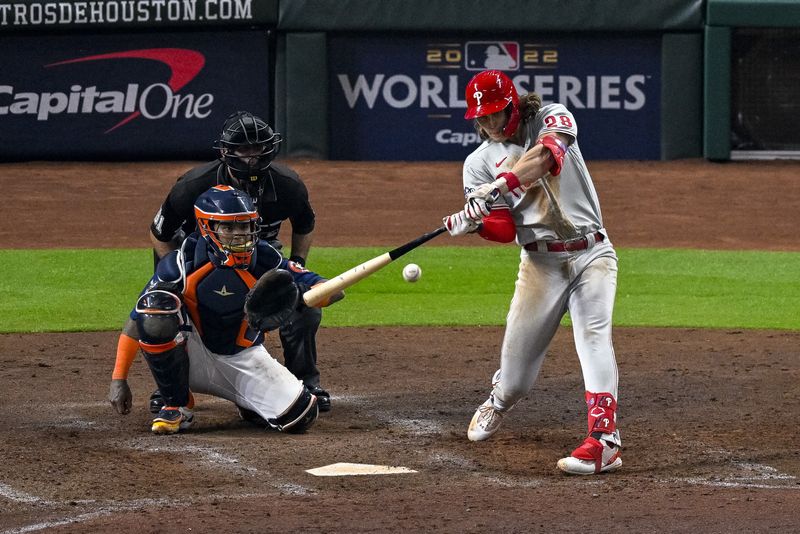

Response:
(464, 70), (520, 137)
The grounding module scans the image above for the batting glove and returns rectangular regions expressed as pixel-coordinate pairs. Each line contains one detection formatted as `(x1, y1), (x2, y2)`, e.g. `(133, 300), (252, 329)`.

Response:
(469, 183), (498, 202)
(443, 210), (479, 237)
(464, 197), (492, 222)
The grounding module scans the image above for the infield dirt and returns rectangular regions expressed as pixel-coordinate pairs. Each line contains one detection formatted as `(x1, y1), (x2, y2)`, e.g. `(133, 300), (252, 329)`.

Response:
(1, 159), (799, 533)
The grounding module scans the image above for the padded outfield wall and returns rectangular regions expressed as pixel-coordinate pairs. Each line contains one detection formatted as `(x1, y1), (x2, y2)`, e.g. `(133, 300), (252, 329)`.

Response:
(705, 0), (800, 161)
(0, 0), (703, 161)
(0, 0), (278, 160)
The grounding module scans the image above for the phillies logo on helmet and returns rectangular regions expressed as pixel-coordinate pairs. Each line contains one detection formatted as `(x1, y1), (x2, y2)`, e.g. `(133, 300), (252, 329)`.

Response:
(463, 70), (520, 137)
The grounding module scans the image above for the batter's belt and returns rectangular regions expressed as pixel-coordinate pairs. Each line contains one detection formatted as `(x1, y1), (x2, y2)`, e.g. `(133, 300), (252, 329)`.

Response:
(523, 231), (605, 253)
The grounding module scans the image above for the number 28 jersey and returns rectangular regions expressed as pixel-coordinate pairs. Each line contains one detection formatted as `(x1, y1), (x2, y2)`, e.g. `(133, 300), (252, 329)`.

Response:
(462, 103), (606, 244)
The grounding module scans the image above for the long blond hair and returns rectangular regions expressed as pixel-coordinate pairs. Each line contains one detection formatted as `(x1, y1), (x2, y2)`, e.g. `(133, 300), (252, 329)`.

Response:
(474, 92), (542, 140)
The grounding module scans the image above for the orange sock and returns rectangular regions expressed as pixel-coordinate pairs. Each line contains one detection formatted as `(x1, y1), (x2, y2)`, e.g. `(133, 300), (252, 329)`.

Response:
(112, 333), (139, 380)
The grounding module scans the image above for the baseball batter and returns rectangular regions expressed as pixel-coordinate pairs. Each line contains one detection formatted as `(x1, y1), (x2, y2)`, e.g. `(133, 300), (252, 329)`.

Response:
(443, 70), (622, 475)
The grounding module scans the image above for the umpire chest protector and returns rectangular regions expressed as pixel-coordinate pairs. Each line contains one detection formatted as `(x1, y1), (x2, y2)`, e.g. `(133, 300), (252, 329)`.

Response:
(154, 161), (315, 248)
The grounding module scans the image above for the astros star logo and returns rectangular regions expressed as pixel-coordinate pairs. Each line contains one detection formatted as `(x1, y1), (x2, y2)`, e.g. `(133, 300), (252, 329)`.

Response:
(214, 286), (235, 297)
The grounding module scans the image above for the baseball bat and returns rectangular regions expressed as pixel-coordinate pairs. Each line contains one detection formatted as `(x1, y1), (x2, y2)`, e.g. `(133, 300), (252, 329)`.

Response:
(302, 225), (447, 307)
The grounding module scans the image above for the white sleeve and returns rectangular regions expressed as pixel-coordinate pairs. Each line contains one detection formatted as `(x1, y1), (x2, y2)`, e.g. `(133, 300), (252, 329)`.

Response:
(463, 165), (485, 198)
(537, 103), (578, 141)
(462, 153), (510, 209)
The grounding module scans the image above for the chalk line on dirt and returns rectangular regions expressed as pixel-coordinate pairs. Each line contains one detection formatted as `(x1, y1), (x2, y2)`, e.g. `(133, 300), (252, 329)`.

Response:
(673, 461), (799, 490)
(0, 490), (314, 534)
(0, 483), (54, 505)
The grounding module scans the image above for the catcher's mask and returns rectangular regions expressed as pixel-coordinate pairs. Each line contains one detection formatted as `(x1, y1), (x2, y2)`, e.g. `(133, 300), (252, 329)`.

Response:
(213, 111), (283, 196)
(464, 70), (520, 138)
(194, 185), (260, 268)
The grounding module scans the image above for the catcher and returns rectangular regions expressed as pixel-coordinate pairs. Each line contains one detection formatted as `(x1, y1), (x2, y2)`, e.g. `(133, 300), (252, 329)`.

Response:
(149, 111), (331, 412)
(108, 185), (343, 434)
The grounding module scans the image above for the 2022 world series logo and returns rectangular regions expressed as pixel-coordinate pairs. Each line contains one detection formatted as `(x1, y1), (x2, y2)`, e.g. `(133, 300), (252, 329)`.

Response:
(330, 34), (658, 159)
(424, 40), (562, 147)
(427, 41), (559, 71)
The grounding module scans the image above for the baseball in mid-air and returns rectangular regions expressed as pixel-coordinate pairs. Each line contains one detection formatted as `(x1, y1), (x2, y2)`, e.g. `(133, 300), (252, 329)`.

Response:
(402, 263), (422, 283)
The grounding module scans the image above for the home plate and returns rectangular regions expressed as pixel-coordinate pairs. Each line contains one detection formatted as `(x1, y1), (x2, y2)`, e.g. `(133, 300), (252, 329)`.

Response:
(306, 463), (417, 477)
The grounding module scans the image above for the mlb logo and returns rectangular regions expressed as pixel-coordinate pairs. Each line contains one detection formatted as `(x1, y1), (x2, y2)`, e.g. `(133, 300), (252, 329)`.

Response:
(465, 42), (520, 71)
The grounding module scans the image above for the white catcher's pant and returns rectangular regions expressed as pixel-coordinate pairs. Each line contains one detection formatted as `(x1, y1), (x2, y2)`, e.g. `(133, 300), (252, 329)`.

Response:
(184, 326), (304, 421)
(493, 238), (619, 411)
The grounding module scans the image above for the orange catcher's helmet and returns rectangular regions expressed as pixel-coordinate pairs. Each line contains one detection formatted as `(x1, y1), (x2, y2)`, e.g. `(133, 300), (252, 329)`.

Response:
(194, 185), (260, 269)
(464, 70), (520, 137)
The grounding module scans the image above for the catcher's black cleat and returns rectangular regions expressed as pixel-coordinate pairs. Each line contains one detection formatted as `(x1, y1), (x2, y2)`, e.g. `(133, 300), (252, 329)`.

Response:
(237, 405), (269, 427)
(149, 389), (165, 414)
(308, 386), (331, 412)
(150, 389), (194, 414)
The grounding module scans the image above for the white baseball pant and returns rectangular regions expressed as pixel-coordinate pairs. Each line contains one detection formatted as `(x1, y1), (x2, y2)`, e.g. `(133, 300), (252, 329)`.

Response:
(492, 239), (619, 410)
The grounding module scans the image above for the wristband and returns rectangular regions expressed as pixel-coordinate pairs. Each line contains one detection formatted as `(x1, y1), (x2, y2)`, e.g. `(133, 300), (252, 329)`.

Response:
(112, 333), (139, 380)
(497, 172), (521, 192)
(289, 255), (306, 267)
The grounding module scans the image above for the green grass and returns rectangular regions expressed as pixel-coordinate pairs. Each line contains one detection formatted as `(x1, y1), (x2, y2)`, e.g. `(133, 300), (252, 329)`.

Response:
(0, 249), (152, 332)
(616, 249), (800, 329)
(1, 247), (799, 332)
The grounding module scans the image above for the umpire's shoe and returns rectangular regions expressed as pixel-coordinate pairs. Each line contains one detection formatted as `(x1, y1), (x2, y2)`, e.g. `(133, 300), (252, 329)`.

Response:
(308, 386), (331, 412)
(151, 406), (194, 435)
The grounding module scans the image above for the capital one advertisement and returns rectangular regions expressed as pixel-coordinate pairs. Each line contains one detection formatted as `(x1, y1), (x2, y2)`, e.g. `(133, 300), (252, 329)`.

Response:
(0, 31), (270, 160)
(329, 35), (661, 161)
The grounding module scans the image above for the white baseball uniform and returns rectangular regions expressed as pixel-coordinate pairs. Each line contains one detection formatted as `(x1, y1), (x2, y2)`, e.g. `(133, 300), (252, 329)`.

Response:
(463, 103), (619, 417)
(183, 323), (305, 421)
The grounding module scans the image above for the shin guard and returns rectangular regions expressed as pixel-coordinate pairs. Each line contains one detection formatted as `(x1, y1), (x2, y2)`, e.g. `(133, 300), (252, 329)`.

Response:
(141, 342), (191, 408)
(269, 386), (318, 433)
(585, 391), (617, 436)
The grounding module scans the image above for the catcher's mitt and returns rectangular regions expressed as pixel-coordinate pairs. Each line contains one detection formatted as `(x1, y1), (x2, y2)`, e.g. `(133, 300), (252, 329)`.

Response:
(244, 269), (299, 332)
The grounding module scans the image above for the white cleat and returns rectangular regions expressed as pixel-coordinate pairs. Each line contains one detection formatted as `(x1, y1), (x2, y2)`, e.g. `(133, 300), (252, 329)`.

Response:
(491, 369), (501, 388)
(557, 433), (622, 475)
(467, 396), (506, 441)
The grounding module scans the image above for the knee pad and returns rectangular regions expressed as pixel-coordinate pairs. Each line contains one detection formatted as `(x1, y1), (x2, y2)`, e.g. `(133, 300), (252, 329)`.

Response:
(135, 290), (183, 346)
(268, 386), (319, 433)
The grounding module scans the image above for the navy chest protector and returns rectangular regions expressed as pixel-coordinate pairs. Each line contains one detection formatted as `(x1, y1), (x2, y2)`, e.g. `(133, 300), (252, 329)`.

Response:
(182, 240), (262, 354)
